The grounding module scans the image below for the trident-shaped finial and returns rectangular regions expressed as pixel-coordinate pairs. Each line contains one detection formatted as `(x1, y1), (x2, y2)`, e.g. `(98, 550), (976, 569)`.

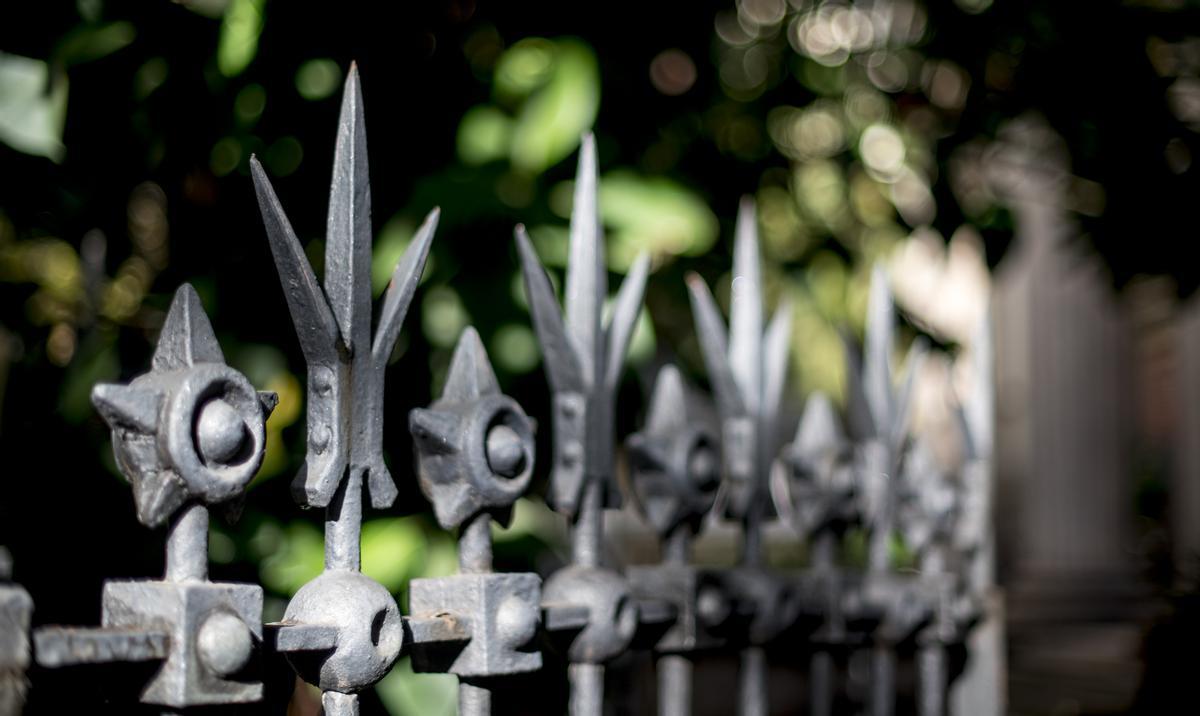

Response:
(842, 267), (926, 571)
(514, 133), (649, 518)
(250, 65), (435, 711)
(685, 197), (792, 543)
(251, 63), (438, 512)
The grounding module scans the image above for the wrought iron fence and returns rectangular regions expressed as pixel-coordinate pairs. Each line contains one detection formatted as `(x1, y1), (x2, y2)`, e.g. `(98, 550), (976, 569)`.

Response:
(0, 66), (996, 716)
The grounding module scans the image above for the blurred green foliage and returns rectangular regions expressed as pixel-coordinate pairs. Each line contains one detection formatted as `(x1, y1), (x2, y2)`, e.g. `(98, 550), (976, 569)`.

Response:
(4, 0), (1199, 712)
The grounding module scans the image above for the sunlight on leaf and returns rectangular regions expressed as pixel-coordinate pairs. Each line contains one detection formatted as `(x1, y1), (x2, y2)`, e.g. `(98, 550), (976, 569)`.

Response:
(509, 39), (599, 174)
(362, 518), (428, 593)
(457, 105), (513, 165)
(259, 521), (325, 595)
(598, 171), (719, 271)
(295, 58), (340, 101)
(217, 0), (264, 78)
(0, 53), (68, 161)
(376, 657), (456, 716)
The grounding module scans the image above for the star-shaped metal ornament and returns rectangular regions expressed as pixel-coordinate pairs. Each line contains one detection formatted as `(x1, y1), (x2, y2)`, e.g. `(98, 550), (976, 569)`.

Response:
(771, 391), (857, 539)
(250, 63), (438, 512)
(92, 283), (276, 527)
(410, 326), (536, 530)
(514, 133), (649, 517)
(626, 364), (721, 538)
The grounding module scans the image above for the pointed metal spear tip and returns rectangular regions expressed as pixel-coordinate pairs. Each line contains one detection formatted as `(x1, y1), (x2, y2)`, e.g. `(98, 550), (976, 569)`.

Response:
(258, 391), (279, 419)
(796, 391), (844, 455)
(153, 283), (225, 371)
(644, 363), (686, 432)
(441, 325), (500, 401)
(92, 383), (162, 434)
(409, 408), (463, 456)
(371, 203), (439, 365)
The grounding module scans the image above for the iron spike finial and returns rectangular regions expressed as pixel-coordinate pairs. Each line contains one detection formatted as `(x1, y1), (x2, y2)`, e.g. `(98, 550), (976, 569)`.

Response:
(251, 66), (438, 510)
(251, 64), (434, 705)
(513, 135), (649, 517)
(685, 197), (791, 527)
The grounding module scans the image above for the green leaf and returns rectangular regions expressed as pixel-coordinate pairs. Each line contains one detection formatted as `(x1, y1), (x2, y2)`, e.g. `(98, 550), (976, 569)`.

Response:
(598, 171), (719, 270)
(456, 105), (513, 165)
(361, 518), (428, 593)
(376, 657), (456, 716)
(509, 39), (599, 174)
(54, 22), (136, 66)
(295, 58), (341, 101)
(217, 0), (264, 78)
(0, 53), (68, 161)
(258, 521), (325, 595)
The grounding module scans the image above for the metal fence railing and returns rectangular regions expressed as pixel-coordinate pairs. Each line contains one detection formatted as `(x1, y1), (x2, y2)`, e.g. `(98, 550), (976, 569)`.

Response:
(1, 66), (995, 716)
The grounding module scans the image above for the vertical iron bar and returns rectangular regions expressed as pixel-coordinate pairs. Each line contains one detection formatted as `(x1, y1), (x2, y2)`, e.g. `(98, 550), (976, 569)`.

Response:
(810, 531), (837, 716)
(165, 502), (208, 582)
(658, 654), (692, 716)
(871, 644), (895, 716)
(809, 650), (835, 716)
(569, 662), (604, 716)
(322, 691), (359, 716)
(460, 680), (492, 716)
(459, 512), (493, 575)
(658, 526), (691, 716)
(325, 469), (362, 571)
(739, 646), (768, 716)
(572, 479), (603, 569)
(917, 644), (946, 716)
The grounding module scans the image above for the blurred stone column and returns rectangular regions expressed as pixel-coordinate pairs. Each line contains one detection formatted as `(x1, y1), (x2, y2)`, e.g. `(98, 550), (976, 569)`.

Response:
(984, 116), (1145, 713)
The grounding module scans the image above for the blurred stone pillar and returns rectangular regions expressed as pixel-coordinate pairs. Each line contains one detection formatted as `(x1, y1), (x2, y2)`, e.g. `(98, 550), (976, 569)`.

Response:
(984, 115), (1144, 713)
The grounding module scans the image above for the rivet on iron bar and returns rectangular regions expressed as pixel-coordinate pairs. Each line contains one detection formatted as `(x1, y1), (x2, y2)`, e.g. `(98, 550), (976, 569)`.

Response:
(513, 133), (650, 716)
(33, 284), (276, 709)
(250, 63), (438, 716)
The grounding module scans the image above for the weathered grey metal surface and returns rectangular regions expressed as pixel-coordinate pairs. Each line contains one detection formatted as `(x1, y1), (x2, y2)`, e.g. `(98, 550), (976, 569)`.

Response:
(515, 133), (648, 716)
(32, 283), (274, 708)
(407, 326), (543, 715)
(251, 64), (434, 711)
(686, 198), (795, 716)
(9, 63), (999, 715)
(0, 549), (32, 716)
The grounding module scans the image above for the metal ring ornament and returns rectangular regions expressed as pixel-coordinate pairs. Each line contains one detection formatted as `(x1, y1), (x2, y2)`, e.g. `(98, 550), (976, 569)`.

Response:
(466, 393), (535, 502)
(156, 363), (267, 503)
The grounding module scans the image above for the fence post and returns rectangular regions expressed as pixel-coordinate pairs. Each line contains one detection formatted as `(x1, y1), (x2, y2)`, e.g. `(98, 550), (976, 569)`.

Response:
(250, 64), (438, 716)
(33, 284), (275, 709)
(0, 548), (32, 716)
(406, 326), (543, 715)
(686, 197), (797, 716)
(625, 364), (723, 716)
(513, 133), (650, 716)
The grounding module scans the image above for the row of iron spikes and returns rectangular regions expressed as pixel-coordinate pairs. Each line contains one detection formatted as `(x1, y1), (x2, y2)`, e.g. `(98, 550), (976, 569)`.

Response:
(244, 62), (984, 716)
